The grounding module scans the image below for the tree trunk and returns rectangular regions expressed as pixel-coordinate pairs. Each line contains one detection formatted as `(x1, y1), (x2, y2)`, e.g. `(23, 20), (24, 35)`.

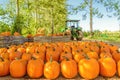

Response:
(89, 0), (93, 37)
(16, 0), (21, 33)
(35, 0), (38, 32)
(27, 0), (29, 28)
(51, 6), (54, 35)
(16, 0), (19, 16)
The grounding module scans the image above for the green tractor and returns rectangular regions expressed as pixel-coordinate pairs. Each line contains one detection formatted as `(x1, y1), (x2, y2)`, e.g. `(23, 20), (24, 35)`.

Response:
(61, 20), (83, 41)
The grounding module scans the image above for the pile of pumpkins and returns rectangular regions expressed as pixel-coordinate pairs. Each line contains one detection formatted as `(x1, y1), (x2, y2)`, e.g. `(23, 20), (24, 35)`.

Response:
(0, 41), (120, 79)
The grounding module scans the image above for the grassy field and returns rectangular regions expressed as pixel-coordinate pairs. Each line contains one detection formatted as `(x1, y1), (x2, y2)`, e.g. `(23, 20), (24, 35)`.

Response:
(83, 30), (120, 43)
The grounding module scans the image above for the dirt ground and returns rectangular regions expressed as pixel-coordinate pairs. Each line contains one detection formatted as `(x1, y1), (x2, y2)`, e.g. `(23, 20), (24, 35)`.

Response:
(83, 38), (120, 47)
(1, 75), (120, 80)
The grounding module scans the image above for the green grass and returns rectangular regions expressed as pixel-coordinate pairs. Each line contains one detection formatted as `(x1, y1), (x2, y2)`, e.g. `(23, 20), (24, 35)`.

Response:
(84, 31), (120, 43)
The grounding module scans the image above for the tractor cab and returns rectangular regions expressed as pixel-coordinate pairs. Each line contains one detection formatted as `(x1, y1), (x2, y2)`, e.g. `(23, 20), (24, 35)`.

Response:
(66, 20), (82, 31)
(65, 20), (83, 40)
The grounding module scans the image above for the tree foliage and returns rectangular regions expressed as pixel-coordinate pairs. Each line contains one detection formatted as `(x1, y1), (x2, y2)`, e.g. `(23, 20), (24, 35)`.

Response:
(0, 0), (67, 35)
(72, 0), (120, 36)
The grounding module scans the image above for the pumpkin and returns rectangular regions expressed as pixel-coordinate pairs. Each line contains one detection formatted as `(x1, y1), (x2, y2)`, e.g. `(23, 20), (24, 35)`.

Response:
(61, 57), (78, 78)
(32, 52), (45, 61)
(0, 57), (10, 76)
(17, 47), (26, 54)
(99, 56), (116, 77)
(109, 44), (119, 53)
(112, 50), (120, 62)
(14, 32), (21, 36)
(60, 51), (72, 61)
(63, 45), (71, 53)
(44, 56), (60, 79)
(26, 46), (36, 54)
(46, 47), (60, 62)
(86, 51), (98, 60)
(89, 45), (100, 54)
(1, 31), (11, 36)
(22, 52), (32, 61)
(117, 60), (120, 76)
(0, 52), (9, 60)
(26, 34), (33, 38)
(33, 46), (46, 61)
(0, 48), (7, 54)
(9, 50), (22, 61)
(82, 46), (90, 53)
(100, 46), (110, 53)
(27, 57), (44, 78)
(10, 59), (27, 78)
(100, 51), (112, 58)
(78, 54), (99, 79)
(73, 50), (85, 63)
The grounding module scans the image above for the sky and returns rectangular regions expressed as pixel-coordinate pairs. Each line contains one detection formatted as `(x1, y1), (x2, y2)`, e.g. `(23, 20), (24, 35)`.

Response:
(0, 0), (120, 31)
(67, 0), (120, 31)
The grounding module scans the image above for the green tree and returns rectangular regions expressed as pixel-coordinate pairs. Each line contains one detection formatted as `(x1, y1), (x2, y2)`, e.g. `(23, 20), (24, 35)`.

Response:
(0, 0), (67, 35)
(72, 0), (119, 37)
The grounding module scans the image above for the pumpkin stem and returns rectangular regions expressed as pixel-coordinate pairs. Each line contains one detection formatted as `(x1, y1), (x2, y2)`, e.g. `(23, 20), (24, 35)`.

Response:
(0, 57), (4, 61)
(31, 57), (36, 60)
(53, 47), (55, 51)
(63, 56), (69, 61)
(15, 57), (20, 60)
(83, 54), (90, 60)
(50, 55), (53, 62)
(65, 51), (68, 54)
(37, 50), (39, 54)
(76, 50), (80, 53)
(81, 49), (83, 52)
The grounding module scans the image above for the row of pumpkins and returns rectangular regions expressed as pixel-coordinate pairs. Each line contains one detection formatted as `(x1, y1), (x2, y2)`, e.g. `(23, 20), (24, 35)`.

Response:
(0, 31), (64, 37)
(0, 41), (120, 79)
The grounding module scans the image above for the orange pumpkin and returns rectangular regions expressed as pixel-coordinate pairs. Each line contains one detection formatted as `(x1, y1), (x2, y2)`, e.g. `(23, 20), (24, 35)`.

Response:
(10, 59), (27, 78)
(14, 32), (21, 36)
(0, 52), (9, 60)
(61, 57), (78, 78)
(63, 45), (71, 53)
(0, 57), (10, 76)
(100, 46), (110, 53)
(17, 47), (26, 54)
(0, 48), (7, 54)
(86, 51), (98, 60)
(26, 34), (33, 38)
(22, 52), (32, 61)
(73, 50), (85, 63)
(44, 56), (60, 79)
(26, 46), (36, 54)
(112, 50), (120, 62)
(32, 52), (45, 61)
(1, 31), (11, 36)
(117, 60), (120, 76)
(9, 50), (22, 61)
(46, 47), (60, 62)
(100, 51), (112, 58)
(109, 44), (119, 53)
(78, 54), (99, 79)
(60, 51), (72, 61)
(27, 58), (44, 78)
(99, 56), (116, 77)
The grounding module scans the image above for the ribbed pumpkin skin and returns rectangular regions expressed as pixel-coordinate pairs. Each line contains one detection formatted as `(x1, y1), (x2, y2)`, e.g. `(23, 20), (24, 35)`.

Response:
(78, 58), (99, 79)
(10, 59), (27, 78)
(27, 59), (44, 78)
(61, 59), (78, 78)
(0, 58), (10, 76)
(99, 57), (116, 77)
(44, 61), (60, 79)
